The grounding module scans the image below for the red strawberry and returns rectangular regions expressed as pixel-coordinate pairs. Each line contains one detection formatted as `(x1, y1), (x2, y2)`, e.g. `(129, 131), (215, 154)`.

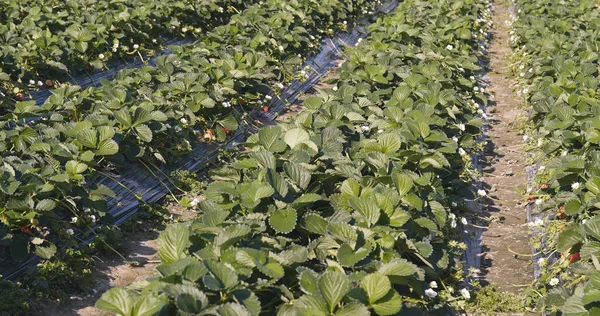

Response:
(45, 79), (53, 87)
(239, 98), (246, 105)
(16, 93), (24, 101)
(540, 184), (548, 189)
(559, 212), (567, 220)
(20, 11), (25, 17)
(263, 106), (269, 112)
(224, 127), (230, 134)
(569, 252), (580, 263)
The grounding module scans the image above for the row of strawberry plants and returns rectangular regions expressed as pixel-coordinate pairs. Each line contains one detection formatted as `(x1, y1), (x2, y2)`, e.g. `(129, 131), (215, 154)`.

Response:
(0, 0), (257, 107)
(509, 0), (600, 314)
(95, 0), (492, 314)
(0, 0), (379, 266)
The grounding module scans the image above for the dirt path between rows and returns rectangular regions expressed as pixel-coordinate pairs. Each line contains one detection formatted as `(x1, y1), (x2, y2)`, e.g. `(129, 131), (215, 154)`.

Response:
(477, 0), (532, 294)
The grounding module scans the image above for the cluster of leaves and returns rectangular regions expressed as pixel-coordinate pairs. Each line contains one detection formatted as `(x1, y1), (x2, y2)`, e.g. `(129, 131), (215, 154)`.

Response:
(0, 0), (256, 106)
(510, 0), (600, 314)
(0, 0), (379, 265)
(95, 0), (492, 314)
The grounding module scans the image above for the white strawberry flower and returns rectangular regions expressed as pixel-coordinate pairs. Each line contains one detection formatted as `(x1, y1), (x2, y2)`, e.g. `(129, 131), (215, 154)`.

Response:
(332, 86), (338, 91)
(72, 217), (78, 223)
(549, 278), (559, 286)
(133, 44), (140, 49)
(218, 7), (224, 13)
(425, 288), (438, 298)
(277, 83), (284, 89)
(477, 189), (487, 197)
(572, 182), (580, 190)
(265, 95), (272, 100)
(29, 79), (35, 85)
(278, 45), (284, 52)
(190, 198), (200, 207)
(152, 39), (157, 43)
(523, 135), (529, 142)
(37, 81), (43, 86)
(539, 165), (545, 171)
(457, 123), (466, 131)
(66, 228), (74, 235)
(538, 257), (545, 264)
(458, 148), (466, 156)
(452, 136), (459, 142)
(361, 125), (370, 132)
(429, 281), (438, 288)
(182, 27), (188, 33)
(99, 53), (105, 59)
(452, 201), (458, 207)
(223, 101), (231, 108)
(535, 199), (543, 206)
(461, 217), (468, 225)
(90, 215), (96, 223)
(180, 118), (188, 124)
(460, 288), (471, 299)
(446, 44), (453, 50)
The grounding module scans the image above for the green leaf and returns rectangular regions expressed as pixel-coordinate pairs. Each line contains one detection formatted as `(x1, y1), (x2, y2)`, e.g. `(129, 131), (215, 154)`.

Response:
(135, 125), (153, 142)
(378, 259), (421, 277)
(132, 294), (169, 316)
(336, 303), (370, 316)
(284, 163), (311, 190)
(586, 177), (600, 195)
(266, 169), (288, 197)
(259, 126), (283, 151)
(295, 295), (329, 315)
(299, 269), (320, 295)
(319, 270), (350, 313)
(337, 243), (370, 267)
(35, 243), (57, 259)
(557, 225), (585, 253)
(157, 224), (189, 264)
(371, 290), (402, 315)
(232, 289), (261, 316)
(361, 273), (391, 304)
(284, 128), (310, 149)
(66, 160), (88, 175)
(292, 194), (322, 207)
(96, 139), (119, 156)
(203, 260), (238, 290)
(36, 199), (56, 211)
(391, 173), (413, 197)
(303, 213), (328, 234)
(349, 196), (380, 227)
(563, 200), (582, 216)
(269, 208), (297, 233)
(95, 288), (136, 316)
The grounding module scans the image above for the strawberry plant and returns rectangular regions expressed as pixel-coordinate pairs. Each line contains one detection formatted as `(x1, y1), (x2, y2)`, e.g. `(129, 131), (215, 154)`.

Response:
(0, 0), (380, 274)
(510, 0), (600, 313)
(96, 0), (492, 314)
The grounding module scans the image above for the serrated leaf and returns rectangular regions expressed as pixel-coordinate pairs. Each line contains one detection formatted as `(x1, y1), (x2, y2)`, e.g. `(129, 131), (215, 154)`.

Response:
(392, 173), (413, 197)
(370, 290), (402, 315)
(303, 214), (327, 234)
(270, 208), (297, 233)
(361, 273), (391, 303)
(157, 224), (189, 264)
(284, 163), (311, 190)
(284, 128), (310, 149)
(232, 289), (261, 316)
(299, 269), (320, 295)
(319, 270), (350, 313)
(203, 260), (238, 290)
(95, 288), (135, 316)
(34, 242), (56, 259)
(349, 196), (380, 227)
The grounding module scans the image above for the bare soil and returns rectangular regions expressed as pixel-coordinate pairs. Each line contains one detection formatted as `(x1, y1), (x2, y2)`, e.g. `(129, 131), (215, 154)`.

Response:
(477, 0), (533, 294)
(38, 204), (195, 316)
